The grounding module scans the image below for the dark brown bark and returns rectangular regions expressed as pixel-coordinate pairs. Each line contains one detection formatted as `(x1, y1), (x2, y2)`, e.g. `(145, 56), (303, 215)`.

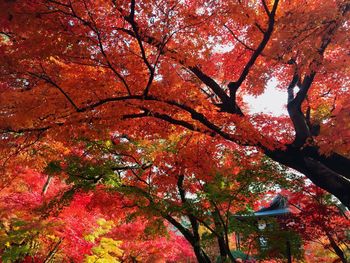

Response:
(216, 235), (228, 261)
(286, 239), (292, 263)
(213, 213), (236, 263)
(212, 210), (230, 262)
(287, 99), (312, 147)
(164, 214), (211, 263)
(265, 146), (350, 208)
(326, 233), (347, 263)
(176, 175), (212, 263)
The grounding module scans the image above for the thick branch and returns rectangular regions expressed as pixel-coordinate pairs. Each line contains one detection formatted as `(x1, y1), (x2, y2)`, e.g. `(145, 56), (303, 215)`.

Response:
(304, 157), (350, 207)
(163, 214), (195, 243)
(287, 74), (311, 147)
(177, 174), (186, 203)
(1, 126), (50, 134)
(266, 147), (350, 208)
(261, 0), (271, 16)
(123, 108), (215, 137)
(302, 147), (350, 181)
(189, 66), (232, 108)
(325, 233), (347, 263)
(287, 18), (342, 147)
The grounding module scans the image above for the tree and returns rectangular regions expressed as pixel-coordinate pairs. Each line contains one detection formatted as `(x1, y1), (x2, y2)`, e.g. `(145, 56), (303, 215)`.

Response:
(0, 0), (349, 218)
(43, 132), (297, 262)
(286, 184), (350, 263)
(0, 167), (195, 262)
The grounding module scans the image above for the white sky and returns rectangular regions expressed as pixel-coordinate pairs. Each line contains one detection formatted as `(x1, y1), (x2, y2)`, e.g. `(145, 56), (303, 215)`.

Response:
(244, 78), (288, 116)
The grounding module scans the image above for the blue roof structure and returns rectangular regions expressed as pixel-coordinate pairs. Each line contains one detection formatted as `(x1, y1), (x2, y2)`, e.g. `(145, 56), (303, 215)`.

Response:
(254, 208), (290, 217)
(233, 194), (290, 219)
(253, 194), (290, 217)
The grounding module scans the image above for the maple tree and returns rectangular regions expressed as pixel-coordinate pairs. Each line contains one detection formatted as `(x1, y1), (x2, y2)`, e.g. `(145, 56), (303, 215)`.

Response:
(231, 186), (350, 263)
(0, 133), (298, 262)
(286, 184), (350, 263)
(41, 132), (300, 262)
(0, 0), (350, 262)
(0, 167), (196, 262)
(1, 164), (347, 262)
(1, 0), (349, 208)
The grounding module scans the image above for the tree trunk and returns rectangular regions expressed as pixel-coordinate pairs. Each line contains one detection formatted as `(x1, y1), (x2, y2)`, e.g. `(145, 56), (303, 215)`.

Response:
(326, 233), (347, 263)
(193, 243), (211, 263)
(217, 235), (228, 261)
(286, 239), (292, 263)
(174, 175), (211, 262)
(212, 209), (236, 263)
(266, 146), (350, 208)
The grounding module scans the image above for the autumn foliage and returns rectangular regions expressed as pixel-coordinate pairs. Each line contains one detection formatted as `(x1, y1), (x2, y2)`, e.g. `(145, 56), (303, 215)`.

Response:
(0, 0), (349, 262)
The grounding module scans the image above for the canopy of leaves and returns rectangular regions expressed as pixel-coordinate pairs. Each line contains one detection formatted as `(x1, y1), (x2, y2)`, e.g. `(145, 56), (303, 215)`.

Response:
(0, 0), (349, 262)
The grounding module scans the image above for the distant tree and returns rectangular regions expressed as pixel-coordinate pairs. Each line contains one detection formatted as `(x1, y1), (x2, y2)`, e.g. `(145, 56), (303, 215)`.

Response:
(286, 184), (350, 263)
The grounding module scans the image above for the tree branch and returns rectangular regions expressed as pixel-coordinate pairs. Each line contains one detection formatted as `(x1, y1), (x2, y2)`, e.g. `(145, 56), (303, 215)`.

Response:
(115, 15), (237, 113)
(287, 16), (343, 147)
(228, 0), (279, 101)
(126, 0), (156, 97)
(123, 108), (216, 137)
(52, 0), (132, 95)
(28, 71), (80, 111)
(224, 24), (255, 52)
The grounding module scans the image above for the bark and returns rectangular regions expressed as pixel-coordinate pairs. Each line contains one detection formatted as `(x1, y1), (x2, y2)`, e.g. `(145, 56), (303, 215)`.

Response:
(164, 214), (211, 263)
(188, 208), (211, 263)
(212, 209), (236, 262)
(301, 147), (350, 180)
(326, 233), (347, 263)
(217, 235), (228, 261)
(193, 244), (212, 263)
(43, 238), (63, 263)
(286, 240), (292, 263)
(287, 99), (311, 147)
(213, 210), (229, 262)
(42, 175), (52, 195)
(175, 175), (212, 263)
(266, 146), (350, 208)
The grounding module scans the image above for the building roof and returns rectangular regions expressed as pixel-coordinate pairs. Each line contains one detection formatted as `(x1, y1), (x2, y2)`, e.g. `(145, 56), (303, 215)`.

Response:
(233, 194), (290, 219)
(254, 194), (290, 217)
